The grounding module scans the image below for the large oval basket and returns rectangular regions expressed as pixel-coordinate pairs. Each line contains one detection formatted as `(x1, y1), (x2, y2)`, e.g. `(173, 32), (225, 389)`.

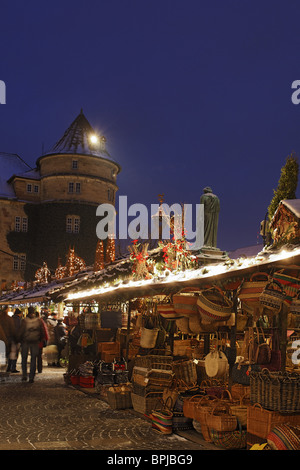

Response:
(173, 288), (201, 316)
(197, 287), (234, 322)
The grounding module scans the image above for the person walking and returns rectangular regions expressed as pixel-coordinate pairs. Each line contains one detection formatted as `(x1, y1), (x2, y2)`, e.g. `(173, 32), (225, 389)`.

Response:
(46, 312), (58, 366)
(7, 308), (22, 373)
(0, 305), (16, 372)
(36, 311), (49, 373)
(18, 306), (46, 383)
(54, 319), (67, 367)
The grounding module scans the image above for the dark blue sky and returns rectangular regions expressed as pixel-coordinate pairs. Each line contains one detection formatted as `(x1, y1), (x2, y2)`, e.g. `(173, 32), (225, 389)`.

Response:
(1, 1), (300, 252)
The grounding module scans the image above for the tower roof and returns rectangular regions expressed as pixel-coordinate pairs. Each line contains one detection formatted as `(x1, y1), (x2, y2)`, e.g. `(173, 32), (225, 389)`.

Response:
(39, 110), (120, 168)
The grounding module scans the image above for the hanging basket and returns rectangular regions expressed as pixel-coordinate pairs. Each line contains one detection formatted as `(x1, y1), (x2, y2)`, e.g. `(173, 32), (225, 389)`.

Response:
(259, 280), (286, 315)
(238, 272), (269, 312)
(157, 303), (181, 320)
(197, 287), (234, 323)
(273, 271), (300, 305)
(173, 288), (201, 316)
(140, 327), (159, 349)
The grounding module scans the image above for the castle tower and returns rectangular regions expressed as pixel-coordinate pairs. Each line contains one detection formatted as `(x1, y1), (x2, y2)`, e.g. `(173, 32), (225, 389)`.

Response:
(1, 111), (121, 286)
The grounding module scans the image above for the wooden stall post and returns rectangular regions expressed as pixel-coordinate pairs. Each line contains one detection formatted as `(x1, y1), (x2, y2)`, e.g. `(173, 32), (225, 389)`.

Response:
(279, 302), (288, 372)
(228, 293), (238, 391)
(125, 301), (132, 363)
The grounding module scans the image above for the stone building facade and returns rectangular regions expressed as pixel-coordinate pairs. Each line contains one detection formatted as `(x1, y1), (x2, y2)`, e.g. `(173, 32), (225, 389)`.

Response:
(0, 111), (121, 289)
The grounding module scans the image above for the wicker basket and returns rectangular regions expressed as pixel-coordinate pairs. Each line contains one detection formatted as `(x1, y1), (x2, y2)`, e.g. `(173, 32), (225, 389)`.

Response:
(173, 288), (201, 316)
(230, 383), (250, 401)
(107, 389), (132, 409)
(230, 398), (248, 428)
(206, 401), (237, 432)
(247, 403), (300, 439)
(131, 392), (163, 415)
(193, 395), (218, 442)
(157, 303), (181, 320)
(210, 427), (246, 449)
(250, 368), (300, 413)
(183, 394), (205, 419)
(273, 271), (300, 305)
(259, 280), (285, 315)
(132, 366), (173, 388)
(140, 327), (159, 349)
(238, 273), (269, 312)
(197, 287), (234, 322)
(132, 382), (162, 396)
(173, 360), (197, 385)
(134, 355), (173, 370)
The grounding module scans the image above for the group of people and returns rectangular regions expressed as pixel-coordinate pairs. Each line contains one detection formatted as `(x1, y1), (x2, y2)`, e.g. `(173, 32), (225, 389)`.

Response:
(0, 305), (67, 383)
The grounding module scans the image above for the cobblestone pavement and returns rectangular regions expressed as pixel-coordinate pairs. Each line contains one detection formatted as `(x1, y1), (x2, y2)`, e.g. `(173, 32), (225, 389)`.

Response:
(0, 366), (210, 452)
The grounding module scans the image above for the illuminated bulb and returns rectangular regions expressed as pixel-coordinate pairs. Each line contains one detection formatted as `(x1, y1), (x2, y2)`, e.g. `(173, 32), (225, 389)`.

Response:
(90, 134), (99, 145)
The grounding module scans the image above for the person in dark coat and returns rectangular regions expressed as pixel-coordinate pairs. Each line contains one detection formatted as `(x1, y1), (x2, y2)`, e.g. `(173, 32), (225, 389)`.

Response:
(7, 308), (22, 372)
(0, 305), (16, 371)
(36, 311), (49, 373)
(54, 319), (67, 366)
(19, 306), (46, 383)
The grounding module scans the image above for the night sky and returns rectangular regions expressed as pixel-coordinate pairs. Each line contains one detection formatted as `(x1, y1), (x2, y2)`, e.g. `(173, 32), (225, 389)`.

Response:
(1, 1), (300, 253)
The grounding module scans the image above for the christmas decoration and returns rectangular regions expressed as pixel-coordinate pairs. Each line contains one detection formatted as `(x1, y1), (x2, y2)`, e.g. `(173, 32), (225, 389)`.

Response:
(94, 240), (105, 271)
(54, 248), (86, 279)
(55, 257), (67, 280)
(35, 262), (51, 283)
(105, 237), (115, 264)
(65, 247), (86, 276)
(129, 240), (153, 280)
(159, 237), (197, 272)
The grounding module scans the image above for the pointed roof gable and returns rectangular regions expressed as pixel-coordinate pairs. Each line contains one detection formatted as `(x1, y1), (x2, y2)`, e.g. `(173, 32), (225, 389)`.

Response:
(38, 110), (120, 169)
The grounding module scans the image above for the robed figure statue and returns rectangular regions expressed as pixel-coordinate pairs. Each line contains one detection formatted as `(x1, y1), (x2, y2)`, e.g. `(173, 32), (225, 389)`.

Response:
(200, 187), (220, 248)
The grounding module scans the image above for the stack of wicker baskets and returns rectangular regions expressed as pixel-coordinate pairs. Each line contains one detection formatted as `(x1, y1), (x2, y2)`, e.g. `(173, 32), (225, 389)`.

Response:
(131, 355), (174, 415)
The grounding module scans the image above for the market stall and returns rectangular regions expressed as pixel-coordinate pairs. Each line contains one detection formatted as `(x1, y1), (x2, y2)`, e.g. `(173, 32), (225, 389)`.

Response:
(2, 241), (300, 449)
(45, 243), (300, 450)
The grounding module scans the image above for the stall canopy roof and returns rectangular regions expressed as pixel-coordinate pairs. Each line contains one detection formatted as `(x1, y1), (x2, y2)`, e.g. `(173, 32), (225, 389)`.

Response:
(2, 245), (300, 306)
